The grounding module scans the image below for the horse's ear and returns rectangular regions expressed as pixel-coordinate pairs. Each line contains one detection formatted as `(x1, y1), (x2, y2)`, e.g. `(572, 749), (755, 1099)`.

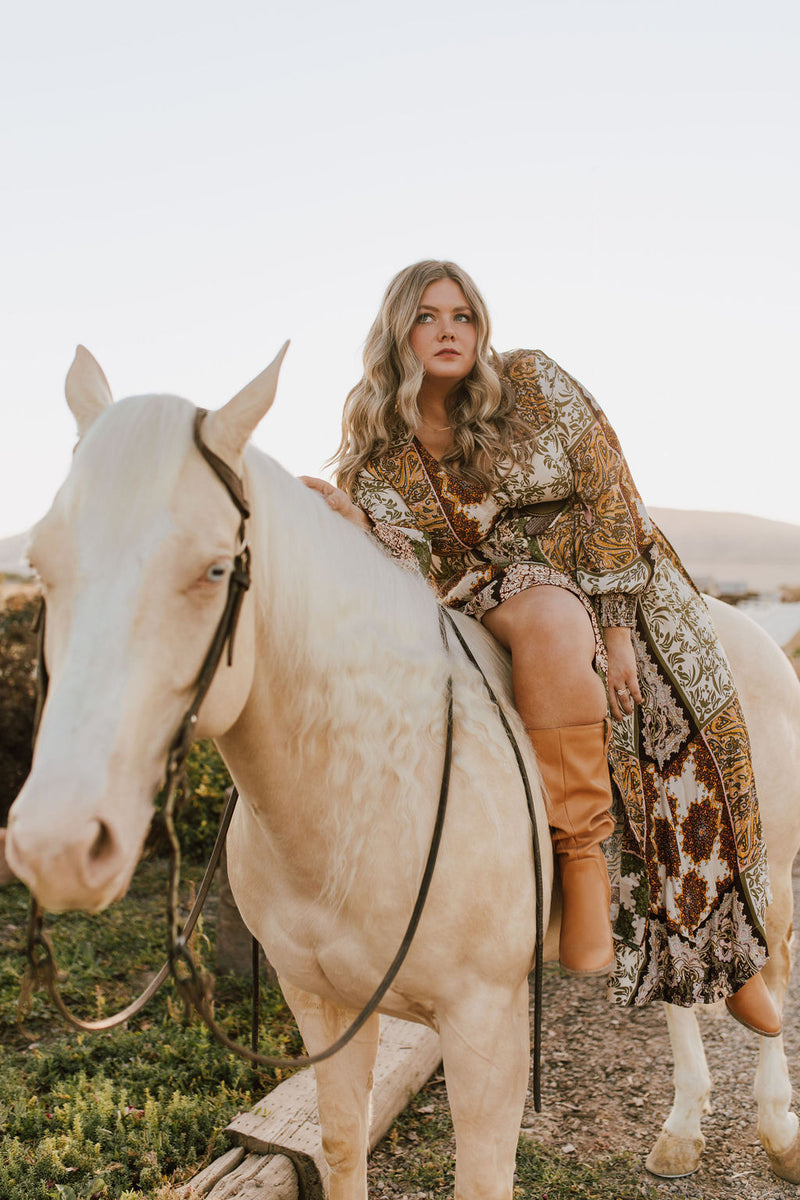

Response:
(206, 341), (290, 462)
(65, 346), (113, 436)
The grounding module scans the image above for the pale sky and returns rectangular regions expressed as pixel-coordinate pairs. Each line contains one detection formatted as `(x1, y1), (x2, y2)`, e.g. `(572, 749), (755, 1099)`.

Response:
(2, 0), (798, 542)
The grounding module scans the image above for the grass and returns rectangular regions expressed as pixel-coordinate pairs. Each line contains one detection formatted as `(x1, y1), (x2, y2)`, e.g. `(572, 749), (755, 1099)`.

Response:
(370, 1080), (661, 1200)
(0, 857), (301, 1200)
(514, 1139), (660, 1200)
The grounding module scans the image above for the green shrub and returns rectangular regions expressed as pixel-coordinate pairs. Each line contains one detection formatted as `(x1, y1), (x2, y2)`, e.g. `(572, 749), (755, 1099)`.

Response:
(0, 859), (301, 1199)
(0, 592), (39, 825)
(0, 1067), (244, 1198)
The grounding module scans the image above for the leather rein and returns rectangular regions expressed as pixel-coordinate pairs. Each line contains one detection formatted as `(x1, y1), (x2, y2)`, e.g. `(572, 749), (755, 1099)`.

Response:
(25, 408), (544, 1109)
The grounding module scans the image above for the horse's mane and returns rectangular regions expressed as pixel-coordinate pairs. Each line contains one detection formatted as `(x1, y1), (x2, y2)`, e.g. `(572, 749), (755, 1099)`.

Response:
(241, 444), (519, 906)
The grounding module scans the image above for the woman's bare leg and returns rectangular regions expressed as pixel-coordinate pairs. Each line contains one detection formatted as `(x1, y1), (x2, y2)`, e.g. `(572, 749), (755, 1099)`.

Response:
(482, 585), (606, 728)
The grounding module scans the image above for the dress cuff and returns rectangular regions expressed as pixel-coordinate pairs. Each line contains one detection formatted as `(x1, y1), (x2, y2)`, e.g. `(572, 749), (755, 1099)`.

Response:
(599, 592), (638, 628)
(366, 519), (424, 575)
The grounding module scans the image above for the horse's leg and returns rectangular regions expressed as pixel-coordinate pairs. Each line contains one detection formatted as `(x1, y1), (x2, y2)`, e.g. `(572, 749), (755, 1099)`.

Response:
(439, 980), (530, 1200)
(756, 878), (800, 1182)
(645, 1004), (710, 1178)
(280, 980), (380, 1200)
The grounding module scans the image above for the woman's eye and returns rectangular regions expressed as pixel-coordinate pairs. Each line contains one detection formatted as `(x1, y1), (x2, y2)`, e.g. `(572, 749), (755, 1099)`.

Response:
(455, 313), (472, 322)
(416, 313), (433, 323)
(205, 564), (228, 583)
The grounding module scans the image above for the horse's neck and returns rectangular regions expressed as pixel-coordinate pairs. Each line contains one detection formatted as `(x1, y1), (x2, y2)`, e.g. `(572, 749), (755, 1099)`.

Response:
(250, 455), (441, 673)
(220, 454), (447, 849)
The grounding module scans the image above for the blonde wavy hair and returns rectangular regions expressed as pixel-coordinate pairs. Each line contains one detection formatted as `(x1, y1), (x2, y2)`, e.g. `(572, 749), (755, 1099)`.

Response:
(332, 260), (534, 495)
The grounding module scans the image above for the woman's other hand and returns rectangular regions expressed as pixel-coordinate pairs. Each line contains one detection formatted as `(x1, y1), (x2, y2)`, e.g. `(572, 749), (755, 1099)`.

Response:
(300, 476), (371, 531)
(605, 625), (643, 721)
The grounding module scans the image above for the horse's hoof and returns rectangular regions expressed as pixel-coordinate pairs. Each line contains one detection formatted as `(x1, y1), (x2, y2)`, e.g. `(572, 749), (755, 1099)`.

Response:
(645, 1130), (705, 1178)
(764, 1135), (800, 1184)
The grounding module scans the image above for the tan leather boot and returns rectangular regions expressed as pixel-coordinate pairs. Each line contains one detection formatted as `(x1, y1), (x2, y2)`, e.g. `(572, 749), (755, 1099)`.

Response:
(528, 720), (615, 975)
(725, 972), (781, 1037)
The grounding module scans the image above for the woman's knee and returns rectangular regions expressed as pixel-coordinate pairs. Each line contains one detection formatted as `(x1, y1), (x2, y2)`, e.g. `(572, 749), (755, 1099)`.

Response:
(483, 587), (606, 727)
(484, 586), (596, 662)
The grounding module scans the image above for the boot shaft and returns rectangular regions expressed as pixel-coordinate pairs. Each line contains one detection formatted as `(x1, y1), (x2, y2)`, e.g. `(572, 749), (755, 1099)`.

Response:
(527, 720), (614, 859)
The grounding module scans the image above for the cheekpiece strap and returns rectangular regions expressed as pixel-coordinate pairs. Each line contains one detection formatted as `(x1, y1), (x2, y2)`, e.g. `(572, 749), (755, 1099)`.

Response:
(193, 409), (251, 523)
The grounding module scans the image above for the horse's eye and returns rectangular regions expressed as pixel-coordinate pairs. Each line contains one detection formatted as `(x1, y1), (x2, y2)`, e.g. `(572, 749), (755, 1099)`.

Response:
(205, 564), (228, 583)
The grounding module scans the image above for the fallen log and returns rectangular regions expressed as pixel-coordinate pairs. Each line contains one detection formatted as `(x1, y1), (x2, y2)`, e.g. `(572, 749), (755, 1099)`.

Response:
(180, 1016), (441, 1199)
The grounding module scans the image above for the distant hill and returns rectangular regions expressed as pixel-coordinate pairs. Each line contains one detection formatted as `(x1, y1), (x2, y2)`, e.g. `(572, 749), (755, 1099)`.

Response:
(650, 508), (800, 595)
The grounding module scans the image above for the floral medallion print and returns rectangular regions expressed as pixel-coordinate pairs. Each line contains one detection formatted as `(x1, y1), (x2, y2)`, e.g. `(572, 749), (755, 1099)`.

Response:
(354, 348), (771, 1007)
(609, 886), (768, 1008)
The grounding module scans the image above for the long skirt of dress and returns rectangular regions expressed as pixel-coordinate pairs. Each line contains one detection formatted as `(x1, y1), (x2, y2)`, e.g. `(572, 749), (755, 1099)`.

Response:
(457, 531), (771, 1008)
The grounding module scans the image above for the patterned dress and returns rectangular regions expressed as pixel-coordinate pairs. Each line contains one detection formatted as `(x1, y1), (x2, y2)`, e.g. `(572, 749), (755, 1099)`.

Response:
(353, 348), (770, 1008)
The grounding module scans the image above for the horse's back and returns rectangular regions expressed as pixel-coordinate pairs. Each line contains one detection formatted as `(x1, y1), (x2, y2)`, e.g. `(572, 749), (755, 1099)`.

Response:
(706, 594), (800, 869)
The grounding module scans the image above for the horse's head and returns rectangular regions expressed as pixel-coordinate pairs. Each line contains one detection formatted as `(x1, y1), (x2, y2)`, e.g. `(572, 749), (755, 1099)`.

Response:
(6, 343), (287, 912)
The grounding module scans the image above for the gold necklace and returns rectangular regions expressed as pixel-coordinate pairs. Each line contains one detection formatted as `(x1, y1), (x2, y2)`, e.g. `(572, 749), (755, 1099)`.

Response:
(419, 419), (452, 433)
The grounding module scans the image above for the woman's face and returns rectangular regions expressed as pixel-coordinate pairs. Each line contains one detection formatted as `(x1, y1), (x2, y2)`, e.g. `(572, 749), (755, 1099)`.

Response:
(408, 277), (478, 389)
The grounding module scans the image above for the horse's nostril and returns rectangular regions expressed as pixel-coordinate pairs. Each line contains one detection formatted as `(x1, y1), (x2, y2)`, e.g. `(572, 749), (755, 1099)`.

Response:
(89, 820), (114, 865)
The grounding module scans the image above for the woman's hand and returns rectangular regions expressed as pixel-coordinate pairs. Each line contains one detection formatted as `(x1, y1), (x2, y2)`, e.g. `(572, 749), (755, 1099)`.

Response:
(605, 626), (643, 721)
(300, 476), (371, 531)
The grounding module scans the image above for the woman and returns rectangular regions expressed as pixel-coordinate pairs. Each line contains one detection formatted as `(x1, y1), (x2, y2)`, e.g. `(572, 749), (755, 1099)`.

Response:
(302, 260), (780, 1036)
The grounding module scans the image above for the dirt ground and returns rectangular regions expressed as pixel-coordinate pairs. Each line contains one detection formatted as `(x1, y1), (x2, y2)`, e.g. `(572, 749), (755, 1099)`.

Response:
(368, 858), (800, 1200)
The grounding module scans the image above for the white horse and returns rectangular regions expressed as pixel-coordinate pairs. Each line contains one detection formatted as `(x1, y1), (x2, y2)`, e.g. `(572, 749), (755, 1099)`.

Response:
(6, 348), (800, 1199)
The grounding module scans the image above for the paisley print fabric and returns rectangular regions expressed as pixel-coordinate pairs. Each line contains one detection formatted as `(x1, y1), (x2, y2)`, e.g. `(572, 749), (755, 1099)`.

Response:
(353, 348), (770, 1007)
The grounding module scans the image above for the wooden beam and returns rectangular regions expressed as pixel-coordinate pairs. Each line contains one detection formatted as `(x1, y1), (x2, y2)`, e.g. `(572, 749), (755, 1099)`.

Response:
(183, 1016), (441, 1198)
(177, 1147), (246, 1197)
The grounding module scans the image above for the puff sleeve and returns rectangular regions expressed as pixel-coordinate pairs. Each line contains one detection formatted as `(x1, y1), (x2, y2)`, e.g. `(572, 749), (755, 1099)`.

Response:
(533, 351), (657, 627)
(353, 464), (433, 577)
